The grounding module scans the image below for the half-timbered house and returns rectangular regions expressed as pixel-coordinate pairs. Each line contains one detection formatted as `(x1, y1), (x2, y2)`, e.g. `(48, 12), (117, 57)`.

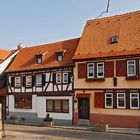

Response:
(6, 38), (80, 125)
(73, 11), (140, 128)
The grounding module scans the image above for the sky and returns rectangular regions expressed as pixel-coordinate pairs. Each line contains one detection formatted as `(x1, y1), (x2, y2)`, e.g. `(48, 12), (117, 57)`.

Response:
(0, 0), (140, 50)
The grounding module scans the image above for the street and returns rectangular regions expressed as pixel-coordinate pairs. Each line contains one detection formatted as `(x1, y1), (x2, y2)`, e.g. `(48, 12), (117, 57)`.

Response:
(2, 124), (140, 140)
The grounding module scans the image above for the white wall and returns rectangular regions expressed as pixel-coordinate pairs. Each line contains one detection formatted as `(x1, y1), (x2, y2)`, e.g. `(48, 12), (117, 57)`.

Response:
(8, 95), (37, 113)
(37, 96), (73, 120)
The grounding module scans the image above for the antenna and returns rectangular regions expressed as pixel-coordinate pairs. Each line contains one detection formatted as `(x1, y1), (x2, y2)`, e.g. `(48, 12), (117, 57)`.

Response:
(96, 0), (111, 19)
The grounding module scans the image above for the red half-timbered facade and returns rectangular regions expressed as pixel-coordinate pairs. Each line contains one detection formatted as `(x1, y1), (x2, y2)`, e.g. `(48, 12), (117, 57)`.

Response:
(73, 11), (140, 128)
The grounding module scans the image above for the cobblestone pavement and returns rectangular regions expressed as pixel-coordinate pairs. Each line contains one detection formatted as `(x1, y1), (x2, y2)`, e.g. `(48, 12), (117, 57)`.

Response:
(2, 124), (140, 140)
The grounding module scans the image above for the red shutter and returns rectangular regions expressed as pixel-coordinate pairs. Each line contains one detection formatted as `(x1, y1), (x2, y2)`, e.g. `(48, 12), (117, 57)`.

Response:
(78, 63), (87, 78)
(94, 92), (104, 108)
(105, 61), (114, 77)
(116, 60), (126, 76)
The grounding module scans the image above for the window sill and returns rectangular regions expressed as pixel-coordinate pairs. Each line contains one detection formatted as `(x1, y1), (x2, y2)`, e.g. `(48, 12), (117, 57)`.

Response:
(126, 76), (138, 80)
(86, 78), (105, 82)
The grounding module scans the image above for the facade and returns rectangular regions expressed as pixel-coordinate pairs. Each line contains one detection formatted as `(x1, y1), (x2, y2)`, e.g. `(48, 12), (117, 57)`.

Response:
(73, 11), (140, 128)
(6, 38), (80, 125)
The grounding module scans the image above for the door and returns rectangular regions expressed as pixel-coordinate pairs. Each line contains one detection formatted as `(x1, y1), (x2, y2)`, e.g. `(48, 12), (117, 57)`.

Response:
(78, 98), (89, 119)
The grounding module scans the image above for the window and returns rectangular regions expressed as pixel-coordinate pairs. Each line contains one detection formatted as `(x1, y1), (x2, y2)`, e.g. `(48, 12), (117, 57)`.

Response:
(36, 56), (42, 64)
(36, 75), (42, 85)
(63, 100), (69, 113)
(105, 93), (113, 108)
(46, 100), (53, 112)
(111, 35), (118, 44)
(26, 76), (32, 86)
(15, 77), (21, 87)
(117, 93), (125, 109)
(57, 55), (63, 61)
(56, 73), (61, 83)
(127, 60), (136, 76)
(97, 62), (104, 78)
(87, 63), (94, 78)
(130, 93), (139, 109)
(63, 73), (68, 83)
(46, 99), (69, 113)
(15, 96), (32, 109)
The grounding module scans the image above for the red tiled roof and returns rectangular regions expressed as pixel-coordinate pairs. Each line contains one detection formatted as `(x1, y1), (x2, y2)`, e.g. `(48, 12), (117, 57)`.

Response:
(6, 38), (80, 72)
(0, 50), (11, 61)
(73, 11), (140, 60)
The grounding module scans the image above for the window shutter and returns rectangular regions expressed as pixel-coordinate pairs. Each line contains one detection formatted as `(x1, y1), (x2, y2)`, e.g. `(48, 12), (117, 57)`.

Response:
(68, 72), (71, 83)
(53, 73), (56, 84)
(32, 75), (36, 86)
(78, 63), (87, 78)
(11, 77), (15, 87)
(94, 92), (104, 108)
(22, 76), (26, 87)
(105, 61), (114, 77)
(116, 60), (126, 76)
(42, 74), (46, 86)
(126, 92), (130, 109)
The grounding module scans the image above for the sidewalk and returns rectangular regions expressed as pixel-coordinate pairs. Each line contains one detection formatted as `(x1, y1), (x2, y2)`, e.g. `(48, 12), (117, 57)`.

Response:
(53, 125), (140, 135)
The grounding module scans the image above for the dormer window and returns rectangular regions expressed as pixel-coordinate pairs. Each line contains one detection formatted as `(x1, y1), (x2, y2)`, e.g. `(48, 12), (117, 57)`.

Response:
(111, 35), (118, 44)
(55, 50), (66, 61)
(57, 54), (63, 61)
(35, 55), (42, 64)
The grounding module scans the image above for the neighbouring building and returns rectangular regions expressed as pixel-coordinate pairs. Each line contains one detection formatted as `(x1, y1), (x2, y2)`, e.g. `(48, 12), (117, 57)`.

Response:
(6, 38), (80, 125)
(0, 47), (21, 119)
(73, 11), (140, 128)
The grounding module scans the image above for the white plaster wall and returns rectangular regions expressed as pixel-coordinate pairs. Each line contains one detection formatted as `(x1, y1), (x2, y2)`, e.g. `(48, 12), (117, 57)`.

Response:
(8, 95), (37, 113)
(37, 96), (73, 120)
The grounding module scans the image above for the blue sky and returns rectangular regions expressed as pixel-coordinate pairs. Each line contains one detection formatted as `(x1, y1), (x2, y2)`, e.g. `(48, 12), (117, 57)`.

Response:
(0, 0), (140, 49)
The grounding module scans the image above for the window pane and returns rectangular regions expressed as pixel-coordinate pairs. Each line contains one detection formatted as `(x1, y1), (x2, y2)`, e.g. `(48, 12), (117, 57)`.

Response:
(131, 98), (138, 107)
(56, 73), (61, 83)
(105, 93), (113, 108)
(46, 100), (53, 112)
(118, 98), (124, 107)
(129, 65), (134, 75)
(36, 75), (42, 85)
(63, 73), (68, 83)
(26, 76), (32, 86)
(55, 100), (61, 112)
(88, 63), (94, 78)
(63, 100), (69, 113)
(15, 96), (32, 109)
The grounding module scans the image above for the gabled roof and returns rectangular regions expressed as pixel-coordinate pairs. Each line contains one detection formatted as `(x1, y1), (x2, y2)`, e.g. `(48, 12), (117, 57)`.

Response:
(73, 11), (140, 60)
(0, 49), (11, 62)
(6, 38), (80, 72)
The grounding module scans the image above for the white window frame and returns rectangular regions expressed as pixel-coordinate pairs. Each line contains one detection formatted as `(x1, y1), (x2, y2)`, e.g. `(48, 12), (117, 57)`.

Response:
(127, 60), (136, 76)
(15, 76), (21, 87)
(117, 93), (126, 109)
(130, 93), (139, 109)
(105, 93), (113, 108)
(56, 73), (61, 83)
(97, 62), (104, 78)
(26, 76), (32, 86)
(36, 75), (42, 85)
(63, 73), (68, 83)
(87, 63), (94, 78)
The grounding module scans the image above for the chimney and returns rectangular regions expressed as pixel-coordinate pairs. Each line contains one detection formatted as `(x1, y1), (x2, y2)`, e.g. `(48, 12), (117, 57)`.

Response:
(17, 43), (26, 49)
